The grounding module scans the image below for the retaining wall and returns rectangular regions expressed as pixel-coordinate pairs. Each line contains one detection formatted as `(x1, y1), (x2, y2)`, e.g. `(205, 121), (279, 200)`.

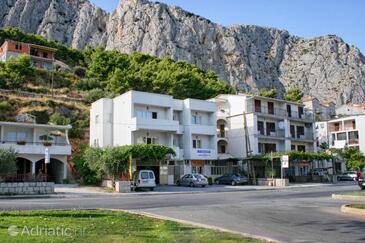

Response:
(0, 182), (55, 195)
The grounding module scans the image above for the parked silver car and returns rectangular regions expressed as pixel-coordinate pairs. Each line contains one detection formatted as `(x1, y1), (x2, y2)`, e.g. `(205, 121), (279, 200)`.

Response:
(177, 174), (208, 187)
(337, 171), (357, 181)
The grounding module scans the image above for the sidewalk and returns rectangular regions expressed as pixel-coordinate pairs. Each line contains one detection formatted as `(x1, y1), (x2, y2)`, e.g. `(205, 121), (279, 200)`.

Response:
(54, 183), (335, 196)
(0, 183), (337, 199)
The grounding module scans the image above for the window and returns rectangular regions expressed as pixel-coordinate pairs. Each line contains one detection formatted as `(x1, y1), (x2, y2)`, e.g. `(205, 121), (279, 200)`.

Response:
(290, 125), (295, 138)
(287, 105), (292, 117)
(254, 100), (261, 112)
(266, 122), (276, 136)
(191, 115), (202, 125)
(264, 143), (277, 153)
(149, 172), (154, 179)
(152, 112), (157, 119)
(43, 52), (48, 58)
(15, 43), (22, 50)
(137, 111), (153, 119)
(257, 121), (264, 135)
(337, 132), (346, 141)
(334, 123), (340, 131)
(95, 115), (99, 124)
(298, 106), (304, 118)
(291, 145), (296, 151)
(219, 124), (225, 137)
(144, 137), (157, 144)
(192, 139), (202, 149)
(297, 145), (306, 152)
(220, 144), (226, 153)
(296, 126), (305, 138)
(258, 143), (263, 154)
(268, 102), (274, 114)
(141, 172), (149, 179)
(352, 120), (356, 129)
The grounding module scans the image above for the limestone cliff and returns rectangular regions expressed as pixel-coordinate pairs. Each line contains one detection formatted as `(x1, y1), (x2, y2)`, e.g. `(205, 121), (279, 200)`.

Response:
(1, 0), (364, 104)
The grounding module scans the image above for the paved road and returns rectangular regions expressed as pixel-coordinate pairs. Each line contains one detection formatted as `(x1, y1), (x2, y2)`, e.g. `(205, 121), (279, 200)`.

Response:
(0, 183), (364, 242)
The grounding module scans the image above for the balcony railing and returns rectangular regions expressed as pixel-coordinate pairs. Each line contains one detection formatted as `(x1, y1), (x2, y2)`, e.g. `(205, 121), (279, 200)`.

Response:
(248, 105), (286, 117)
(288, 111), (314, 120)
(290, 133), (314, 140)
(248, 105), (314, 120)
(1, 141), (69, 146)
(257, 130), (285, 138)
(348, 139), (359, 145)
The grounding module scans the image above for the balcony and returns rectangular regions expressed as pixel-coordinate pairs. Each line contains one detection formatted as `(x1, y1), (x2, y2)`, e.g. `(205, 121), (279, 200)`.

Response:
(288, 111), (314, 121)
(290, 133), (314, 141)
(191, 149), (217, 160)
(131, 117), (179, 132)
(257, 130), (285, 139)
(248, 105), (286, 117)
(190, 125), (216, 136)
(0, 141), (71, 155)
(348, 139), (359, 145)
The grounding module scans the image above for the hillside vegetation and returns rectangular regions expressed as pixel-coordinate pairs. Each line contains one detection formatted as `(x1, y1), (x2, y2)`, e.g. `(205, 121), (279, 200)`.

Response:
(0, 27), (233, 138)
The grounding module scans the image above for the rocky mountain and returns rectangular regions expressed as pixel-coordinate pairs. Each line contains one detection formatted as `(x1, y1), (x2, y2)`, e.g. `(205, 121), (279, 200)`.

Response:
(1, 0), (364, 104)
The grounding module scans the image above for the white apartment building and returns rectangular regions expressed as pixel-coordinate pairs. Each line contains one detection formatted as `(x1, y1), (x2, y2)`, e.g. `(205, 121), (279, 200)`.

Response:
(0, 121), (72, 183)
(328, 115), (365, 154)
(211, 94), (316, 177)
(90, 90), (217, 185)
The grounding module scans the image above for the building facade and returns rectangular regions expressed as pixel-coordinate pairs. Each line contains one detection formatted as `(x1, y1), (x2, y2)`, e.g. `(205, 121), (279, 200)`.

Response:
(336, 104), (365, 116)
(211, 94), (316, 177)
(90, 91), (217, 185)
(328, 115), (365, 154)
(302, 96), (336, 121)
(0, 121), (72, 183)
(0, 40), (56, 70)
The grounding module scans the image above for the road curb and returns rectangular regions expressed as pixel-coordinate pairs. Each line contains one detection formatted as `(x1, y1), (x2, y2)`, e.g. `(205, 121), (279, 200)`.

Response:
(0, 194), (65, 200)
(341, 205), (365, 217)
(111, 209), (280, 243)
(332, 194), (365, 201)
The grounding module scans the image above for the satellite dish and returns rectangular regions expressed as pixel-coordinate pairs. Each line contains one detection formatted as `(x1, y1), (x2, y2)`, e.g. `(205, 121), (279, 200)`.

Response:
(278, 122), (285, 130)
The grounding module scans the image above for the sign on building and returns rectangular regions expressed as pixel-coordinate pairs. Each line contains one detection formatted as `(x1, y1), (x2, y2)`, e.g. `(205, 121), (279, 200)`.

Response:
(45, 148), (50, 164)
(281, 155), (289, 168)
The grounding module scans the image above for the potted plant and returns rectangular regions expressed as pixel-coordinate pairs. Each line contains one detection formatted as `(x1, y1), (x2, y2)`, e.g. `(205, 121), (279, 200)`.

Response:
(43, 141), (52, 147)
(16, 140), (26, 145)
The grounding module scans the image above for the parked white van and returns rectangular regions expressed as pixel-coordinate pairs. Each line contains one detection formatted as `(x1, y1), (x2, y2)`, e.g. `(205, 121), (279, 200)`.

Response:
(131, 170), (156, 191)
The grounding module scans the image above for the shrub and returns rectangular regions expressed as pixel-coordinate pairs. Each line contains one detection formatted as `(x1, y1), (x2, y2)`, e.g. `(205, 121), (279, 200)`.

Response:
(0, 148), (17, 174)
(31, 110), (50, 124)
(258, 89), (277, 98)
(84, 88), (109, 103)
(72, 144), (100, 185)
(49, 112), (71, 125)
(284, 87), (303, 103)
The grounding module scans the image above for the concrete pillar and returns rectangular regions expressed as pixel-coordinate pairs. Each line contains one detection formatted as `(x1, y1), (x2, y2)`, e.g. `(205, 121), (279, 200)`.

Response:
(0, 125), (3, 141)
(31, 161), (36, 175)
(63, 162), (67, 180)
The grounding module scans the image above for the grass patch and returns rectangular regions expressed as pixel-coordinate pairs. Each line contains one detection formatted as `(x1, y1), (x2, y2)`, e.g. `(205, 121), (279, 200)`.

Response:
(344, 192), (365, 197)
(0, 209), (261, 243)
(349, 204), (365, 210)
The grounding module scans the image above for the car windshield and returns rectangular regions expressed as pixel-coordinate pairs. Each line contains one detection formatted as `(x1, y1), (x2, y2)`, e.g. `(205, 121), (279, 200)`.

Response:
(194, 174), (204, 179)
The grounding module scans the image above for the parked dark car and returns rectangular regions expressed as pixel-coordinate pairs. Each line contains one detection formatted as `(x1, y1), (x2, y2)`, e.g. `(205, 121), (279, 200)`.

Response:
(358, 176), (365, 190)
(337, 172), (357, 181)
(177, 174), (208, 187)
(215, 174), (248, 186)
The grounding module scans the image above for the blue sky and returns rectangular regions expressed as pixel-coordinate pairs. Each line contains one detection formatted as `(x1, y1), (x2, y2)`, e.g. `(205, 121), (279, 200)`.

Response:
(90, 0), (365, 53)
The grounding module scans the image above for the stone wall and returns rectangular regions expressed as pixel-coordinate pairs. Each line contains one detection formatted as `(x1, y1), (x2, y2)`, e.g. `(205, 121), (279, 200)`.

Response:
(0, 182), (55, 195)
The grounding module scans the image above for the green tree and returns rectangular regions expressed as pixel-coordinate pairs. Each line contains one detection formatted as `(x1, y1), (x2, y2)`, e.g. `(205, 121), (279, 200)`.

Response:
(284, 87), (303, 103)
(72, 144), (100, 185)
(0, 148), (17, 175)
(0, 55), (34, 88)
(49, 112), (71, 125)
(258, 89), (277, 98)
(341, 148), (365, 171)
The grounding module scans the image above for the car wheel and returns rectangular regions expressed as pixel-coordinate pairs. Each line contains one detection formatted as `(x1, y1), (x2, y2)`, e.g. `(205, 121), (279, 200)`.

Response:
(190, 182), (195, 187)
(177, 181), (181, 186)
(150, 187), (154, 191)
(361, 186), (365, 190)
(215, 180), (220, 185)
(231, 181), (236, 186)
(202, 185), (206, 188)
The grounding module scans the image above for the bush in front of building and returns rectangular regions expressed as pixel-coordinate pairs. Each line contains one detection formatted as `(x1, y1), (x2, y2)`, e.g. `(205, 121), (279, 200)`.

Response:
(83, 144), (175, 187)
(0, 148), (17, 176)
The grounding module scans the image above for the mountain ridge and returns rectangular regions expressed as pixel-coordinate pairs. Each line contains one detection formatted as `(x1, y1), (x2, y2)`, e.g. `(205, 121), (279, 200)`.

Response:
(1, 0), (364, 104)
